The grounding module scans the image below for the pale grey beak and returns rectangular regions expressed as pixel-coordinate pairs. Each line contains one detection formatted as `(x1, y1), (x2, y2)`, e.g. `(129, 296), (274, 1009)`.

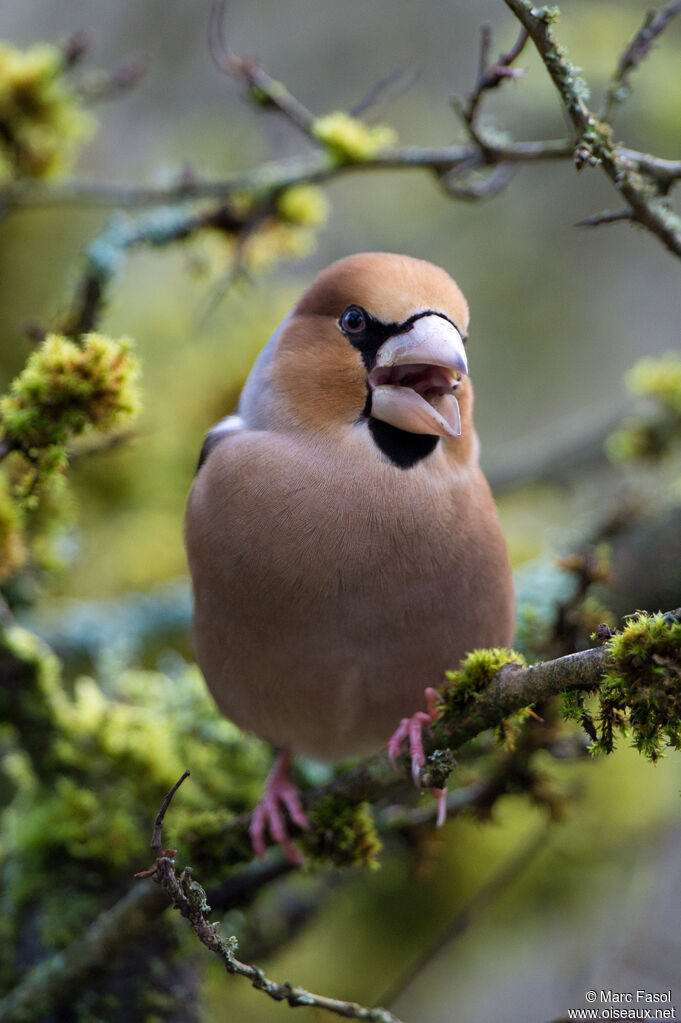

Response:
(368, 315), (468, 438)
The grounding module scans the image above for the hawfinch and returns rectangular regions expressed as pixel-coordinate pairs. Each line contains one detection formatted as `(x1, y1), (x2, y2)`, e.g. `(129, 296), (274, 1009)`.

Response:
(185, 252), (514, 861)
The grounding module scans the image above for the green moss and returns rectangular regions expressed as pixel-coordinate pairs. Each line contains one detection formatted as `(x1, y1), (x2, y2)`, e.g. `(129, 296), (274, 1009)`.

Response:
(0, 41), (94, 181)
(0, 650), (271, 953)
(563, 612), (681, 762)
(442, 648), (527, 715)
(276, 185), (330, 228)
(0, 332), (140, 452)
(596, 612), (681, 761)
(605, 353), (681, 462)
(628, 353), (681, 412)
(0, 625), (63, 775)
(312, 111), (397, 163)
(0, 475), (26, 582)
(301, 796), (382, 868)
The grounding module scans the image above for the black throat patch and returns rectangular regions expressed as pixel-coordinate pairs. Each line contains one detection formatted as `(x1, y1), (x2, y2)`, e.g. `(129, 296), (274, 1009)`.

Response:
(368, 417), (439, 469)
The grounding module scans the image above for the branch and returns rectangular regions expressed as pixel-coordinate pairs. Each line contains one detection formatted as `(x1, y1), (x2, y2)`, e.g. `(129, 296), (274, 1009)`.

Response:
(503, 0), (681, 258)
(148, 775), (404, 1023)
(191, 638), (622, 861)
(208, 0), (316, 136)
(454, 23), (529, 131)
(603, 0), (681, 121)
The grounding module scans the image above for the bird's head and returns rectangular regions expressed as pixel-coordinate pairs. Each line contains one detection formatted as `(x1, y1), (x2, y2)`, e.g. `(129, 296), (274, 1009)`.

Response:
(270, 252), (473, 468)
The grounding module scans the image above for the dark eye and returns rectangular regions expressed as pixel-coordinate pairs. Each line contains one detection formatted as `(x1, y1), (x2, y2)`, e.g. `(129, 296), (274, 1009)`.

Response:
(340, 306), (367, 334)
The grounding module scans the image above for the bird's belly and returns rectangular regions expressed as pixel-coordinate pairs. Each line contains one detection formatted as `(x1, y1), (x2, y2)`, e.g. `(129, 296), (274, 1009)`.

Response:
(191, 513), (513, 761)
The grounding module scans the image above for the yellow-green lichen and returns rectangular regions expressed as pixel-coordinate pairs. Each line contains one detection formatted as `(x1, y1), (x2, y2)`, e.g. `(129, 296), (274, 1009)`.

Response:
(0, 41), (94, 181)
(312, 111), (397, 163)
(301, 795), (382, 868)
(0, 332), (140, 452)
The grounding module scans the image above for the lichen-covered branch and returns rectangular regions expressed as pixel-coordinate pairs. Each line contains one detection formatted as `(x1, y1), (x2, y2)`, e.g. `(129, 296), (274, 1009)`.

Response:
(152, 852), (404, 1023)
(503, 0), (681, 257)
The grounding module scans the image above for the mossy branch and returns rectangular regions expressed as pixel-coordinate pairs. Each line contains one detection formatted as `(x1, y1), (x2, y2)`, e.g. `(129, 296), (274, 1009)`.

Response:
(2, 609), (679, 1020)
(192, 608), (681, 863)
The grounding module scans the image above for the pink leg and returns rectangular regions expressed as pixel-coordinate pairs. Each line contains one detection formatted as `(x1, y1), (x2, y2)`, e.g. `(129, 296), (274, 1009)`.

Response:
(249, 748), (310, 864)
(387, 687), (448, 827)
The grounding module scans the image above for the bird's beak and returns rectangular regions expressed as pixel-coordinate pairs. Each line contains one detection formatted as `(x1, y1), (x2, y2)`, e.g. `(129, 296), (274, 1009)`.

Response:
(368, 315), (468, 437)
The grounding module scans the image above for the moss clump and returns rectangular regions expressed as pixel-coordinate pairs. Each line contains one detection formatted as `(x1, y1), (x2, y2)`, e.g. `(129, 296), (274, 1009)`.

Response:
(628, 353), (681, 413)
(0, 475), (26, 582)
(606, 352), (681, 462)
(276, 184), (329, 228)
(564, 611), (681, 761)
(312, 111), (397, 163)
(0, 332), (140, 453)
(0, 41), (94, 181)
(301, 796), (382, 868)
(598, 611), (681, 760)
(442, 648), (527, 715)
(0, 625), (63, 775)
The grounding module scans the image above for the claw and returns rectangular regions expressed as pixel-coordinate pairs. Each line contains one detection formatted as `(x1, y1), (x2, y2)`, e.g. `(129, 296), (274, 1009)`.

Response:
(386, 687), (449, 826)
(248, 749), (310, 864)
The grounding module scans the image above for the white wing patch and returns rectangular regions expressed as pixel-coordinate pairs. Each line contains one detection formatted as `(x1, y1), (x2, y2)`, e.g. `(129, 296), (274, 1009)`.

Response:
(196, 415), (245, 472)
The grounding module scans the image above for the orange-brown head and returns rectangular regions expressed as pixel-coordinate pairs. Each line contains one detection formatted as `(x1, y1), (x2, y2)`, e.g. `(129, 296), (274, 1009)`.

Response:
(252, 252), (474, 469)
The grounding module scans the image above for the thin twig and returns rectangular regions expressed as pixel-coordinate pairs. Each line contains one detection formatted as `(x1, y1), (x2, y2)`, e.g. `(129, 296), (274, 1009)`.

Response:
(75, 54), (147, 103)
(350, 66), (420, 118)
(463, 24), (529, 128)
(208, 0), (316, 135)
(440, 163), (516, 200)
(603, 0), (681, 121)
(576, 208), (633, 228)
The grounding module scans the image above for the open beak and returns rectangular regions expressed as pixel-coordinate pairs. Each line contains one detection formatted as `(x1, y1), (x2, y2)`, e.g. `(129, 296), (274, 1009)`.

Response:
(368, 314), (468, 437)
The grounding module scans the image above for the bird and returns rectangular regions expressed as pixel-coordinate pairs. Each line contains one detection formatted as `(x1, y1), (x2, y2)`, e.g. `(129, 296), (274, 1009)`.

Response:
(184, 252), (514, 862)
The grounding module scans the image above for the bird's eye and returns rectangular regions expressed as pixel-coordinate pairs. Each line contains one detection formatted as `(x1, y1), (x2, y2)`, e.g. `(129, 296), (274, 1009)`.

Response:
(340, 306), (367, 334)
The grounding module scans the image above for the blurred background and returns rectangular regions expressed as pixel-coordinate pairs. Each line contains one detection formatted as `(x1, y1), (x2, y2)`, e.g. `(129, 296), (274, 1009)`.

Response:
(1, 1), (680, 1020)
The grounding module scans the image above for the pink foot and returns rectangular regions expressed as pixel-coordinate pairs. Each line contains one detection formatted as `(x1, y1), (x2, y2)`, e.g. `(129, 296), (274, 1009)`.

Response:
(387, 687), (448, 828)
(249, 749), (310, 865)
